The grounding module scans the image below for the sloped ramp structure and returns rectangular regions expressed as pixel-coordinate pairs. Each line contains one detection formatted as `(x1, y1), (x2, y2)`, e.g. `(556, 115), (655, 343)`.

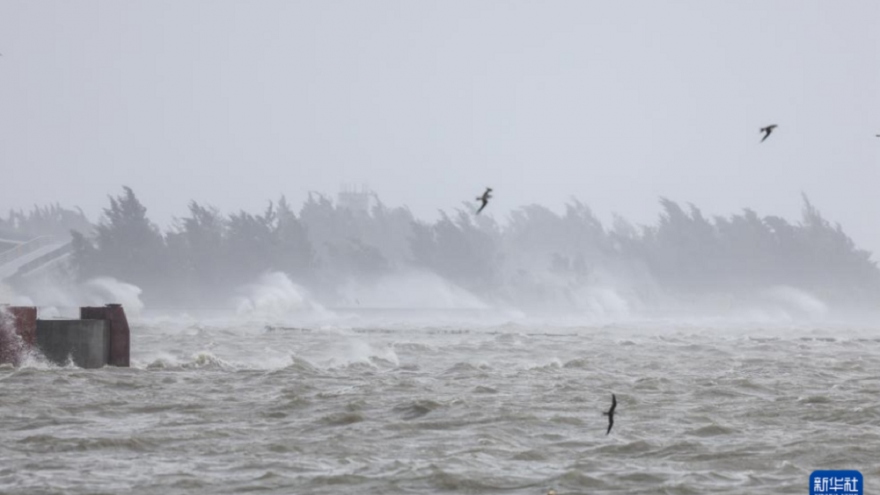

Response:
(0, 236), (72, 282)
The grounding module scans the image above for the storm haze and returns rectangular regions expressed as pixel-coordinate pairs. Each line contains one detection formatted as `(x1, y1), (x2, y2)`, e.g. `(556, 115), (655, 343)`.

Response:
(2, 1), (880, 320)
(1, 1), (878, 252)
(1, 186), (877, 324)
(2, 5), (880, 492)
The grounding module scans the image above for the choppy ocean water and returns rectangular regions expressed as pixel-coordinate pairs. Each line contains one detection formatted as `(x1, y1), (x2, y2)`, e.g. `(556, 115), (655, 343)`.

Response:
(2, 309), (879, 495)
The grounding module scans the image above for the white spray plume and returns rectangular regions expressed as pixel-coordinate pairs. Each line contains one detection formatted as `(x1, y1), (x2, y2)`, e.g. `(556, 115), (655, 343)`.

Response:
(2, 274), (144, 316)
(338, 270), (489, 309)
(81, 277), (145, 315)
(235, 272), (327, 317)
(760, 285), (829, 320)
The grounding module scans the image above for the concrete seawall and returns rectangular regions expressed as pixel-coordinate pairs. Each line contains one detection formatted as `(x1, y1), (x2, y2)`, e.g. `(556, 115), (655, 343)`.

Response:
(36, 319), (109, 368)
(1, 304), (130, 369)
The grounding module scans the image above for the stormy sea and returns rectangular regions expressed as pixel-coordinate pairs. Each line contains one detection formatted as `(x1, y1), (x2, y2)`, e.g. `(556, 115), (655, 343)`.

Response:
(1, 287), (878, 494)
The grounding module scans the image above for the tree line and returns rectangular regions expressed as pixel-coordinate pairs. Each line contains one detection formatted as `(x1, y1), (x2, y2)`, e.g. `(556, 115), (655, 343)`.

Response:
(6, 186), (878, 309)
(0, 204), (91, 241)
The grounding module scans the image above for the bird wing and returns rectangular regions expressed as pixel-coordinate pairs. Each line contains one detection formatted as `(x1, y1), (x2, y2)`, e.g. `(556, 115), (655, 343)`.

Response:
(610, 394), (617, 413)
(606, 416), (613, 435)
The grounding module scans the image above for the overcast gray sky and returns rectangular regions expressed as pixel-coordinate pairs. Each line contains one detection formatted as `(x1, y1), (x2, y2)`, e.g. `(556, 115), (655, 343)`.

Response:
(1, 1), (878, 253)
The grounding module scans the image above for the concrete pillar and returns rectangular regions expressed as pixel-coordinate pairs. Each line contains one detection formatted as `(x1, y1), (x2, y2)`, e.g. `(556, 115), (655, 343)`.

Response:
(105, 304), (130, 367)
(80, 304), (130, 367)
(7, 306), (37, 347)
(36, 319), (109, 369)
(0, 306), (36, 366)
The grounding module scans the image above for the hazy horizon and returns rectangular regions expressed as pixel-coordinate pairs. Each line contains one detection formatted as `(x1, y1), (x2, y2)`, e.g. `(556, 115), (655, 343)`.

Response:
(1, 1), (878, 254)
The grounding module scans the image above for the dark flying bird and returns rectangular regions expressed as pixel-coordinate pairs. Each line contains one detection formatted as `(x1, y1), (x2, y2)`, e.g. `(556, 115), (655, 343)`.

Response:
(603, 393), (616, 435)
(476, 187), (492, 214)
(759, 124), (777, 143)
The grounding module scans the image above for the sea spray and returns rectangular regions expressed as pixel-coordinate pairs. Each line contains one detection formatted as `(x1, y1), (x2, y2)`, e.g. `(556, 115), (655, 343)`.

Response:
(568, 285), (632, 318)
(0, 307), (25, 366)
(759, 286), (829, 320)
(4, 274), (145, 316)
(337, 270), (489, 309)
(235, 272), (328, 319)
(82, 277), (145, 315)
(0, 282), (32, 306)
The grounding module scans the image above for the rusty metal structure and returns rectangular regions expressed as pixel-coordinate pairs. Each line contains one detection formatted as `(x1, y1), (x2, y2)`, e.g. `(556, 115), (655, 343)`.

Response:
(0, 304), (129, 368)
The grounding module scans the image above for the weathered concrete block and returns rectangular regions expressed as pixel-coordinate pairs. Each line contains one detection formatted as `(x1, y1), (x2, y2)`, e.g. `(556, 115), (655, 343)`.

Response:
(36, 319), (109, 368)
(81, 304), (130, 367)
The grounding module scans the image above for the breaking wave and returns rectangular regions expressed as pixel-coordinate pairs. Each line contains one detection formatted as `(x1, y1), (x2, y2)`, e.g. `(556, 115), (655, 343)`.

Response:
(235, 272), (329, 320)
(338, 270), (489, 309)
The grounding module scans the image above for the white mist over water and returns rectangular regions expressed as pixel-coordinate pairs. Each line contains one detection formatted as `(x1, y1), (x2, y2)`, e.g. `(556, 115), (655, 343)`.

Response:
(568, 286), (632, 318)
(234, 272), (329, 321)
(4, 273), (880, 495)
(81, 277), (145, 315)
(338, 270), (489, 309)
(0, 283), (31, 306)
(759, 285), (829, 320)
(0, 275), (145, 318)
(1, 262), (858, 332)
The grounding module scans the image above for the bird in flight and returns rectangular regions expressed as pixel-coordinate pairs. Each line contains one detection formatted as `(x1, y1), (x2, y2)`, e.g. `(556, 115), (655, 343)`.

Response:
(603, 393), (617, 435)
(476, 187), (492, 214)
(759, 124), (777, 143)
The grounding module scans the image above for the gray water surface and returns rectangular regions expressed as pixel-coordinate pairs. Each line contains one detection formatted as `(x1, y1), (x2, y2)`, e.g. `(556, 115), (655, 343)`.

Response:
(2, 313), (878, 494)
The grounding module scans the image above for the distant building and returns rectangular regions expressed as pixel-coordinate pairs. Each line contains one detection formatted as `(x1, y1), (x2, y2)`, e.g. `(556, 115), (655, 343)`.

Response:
(337, 184), (375, 214)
